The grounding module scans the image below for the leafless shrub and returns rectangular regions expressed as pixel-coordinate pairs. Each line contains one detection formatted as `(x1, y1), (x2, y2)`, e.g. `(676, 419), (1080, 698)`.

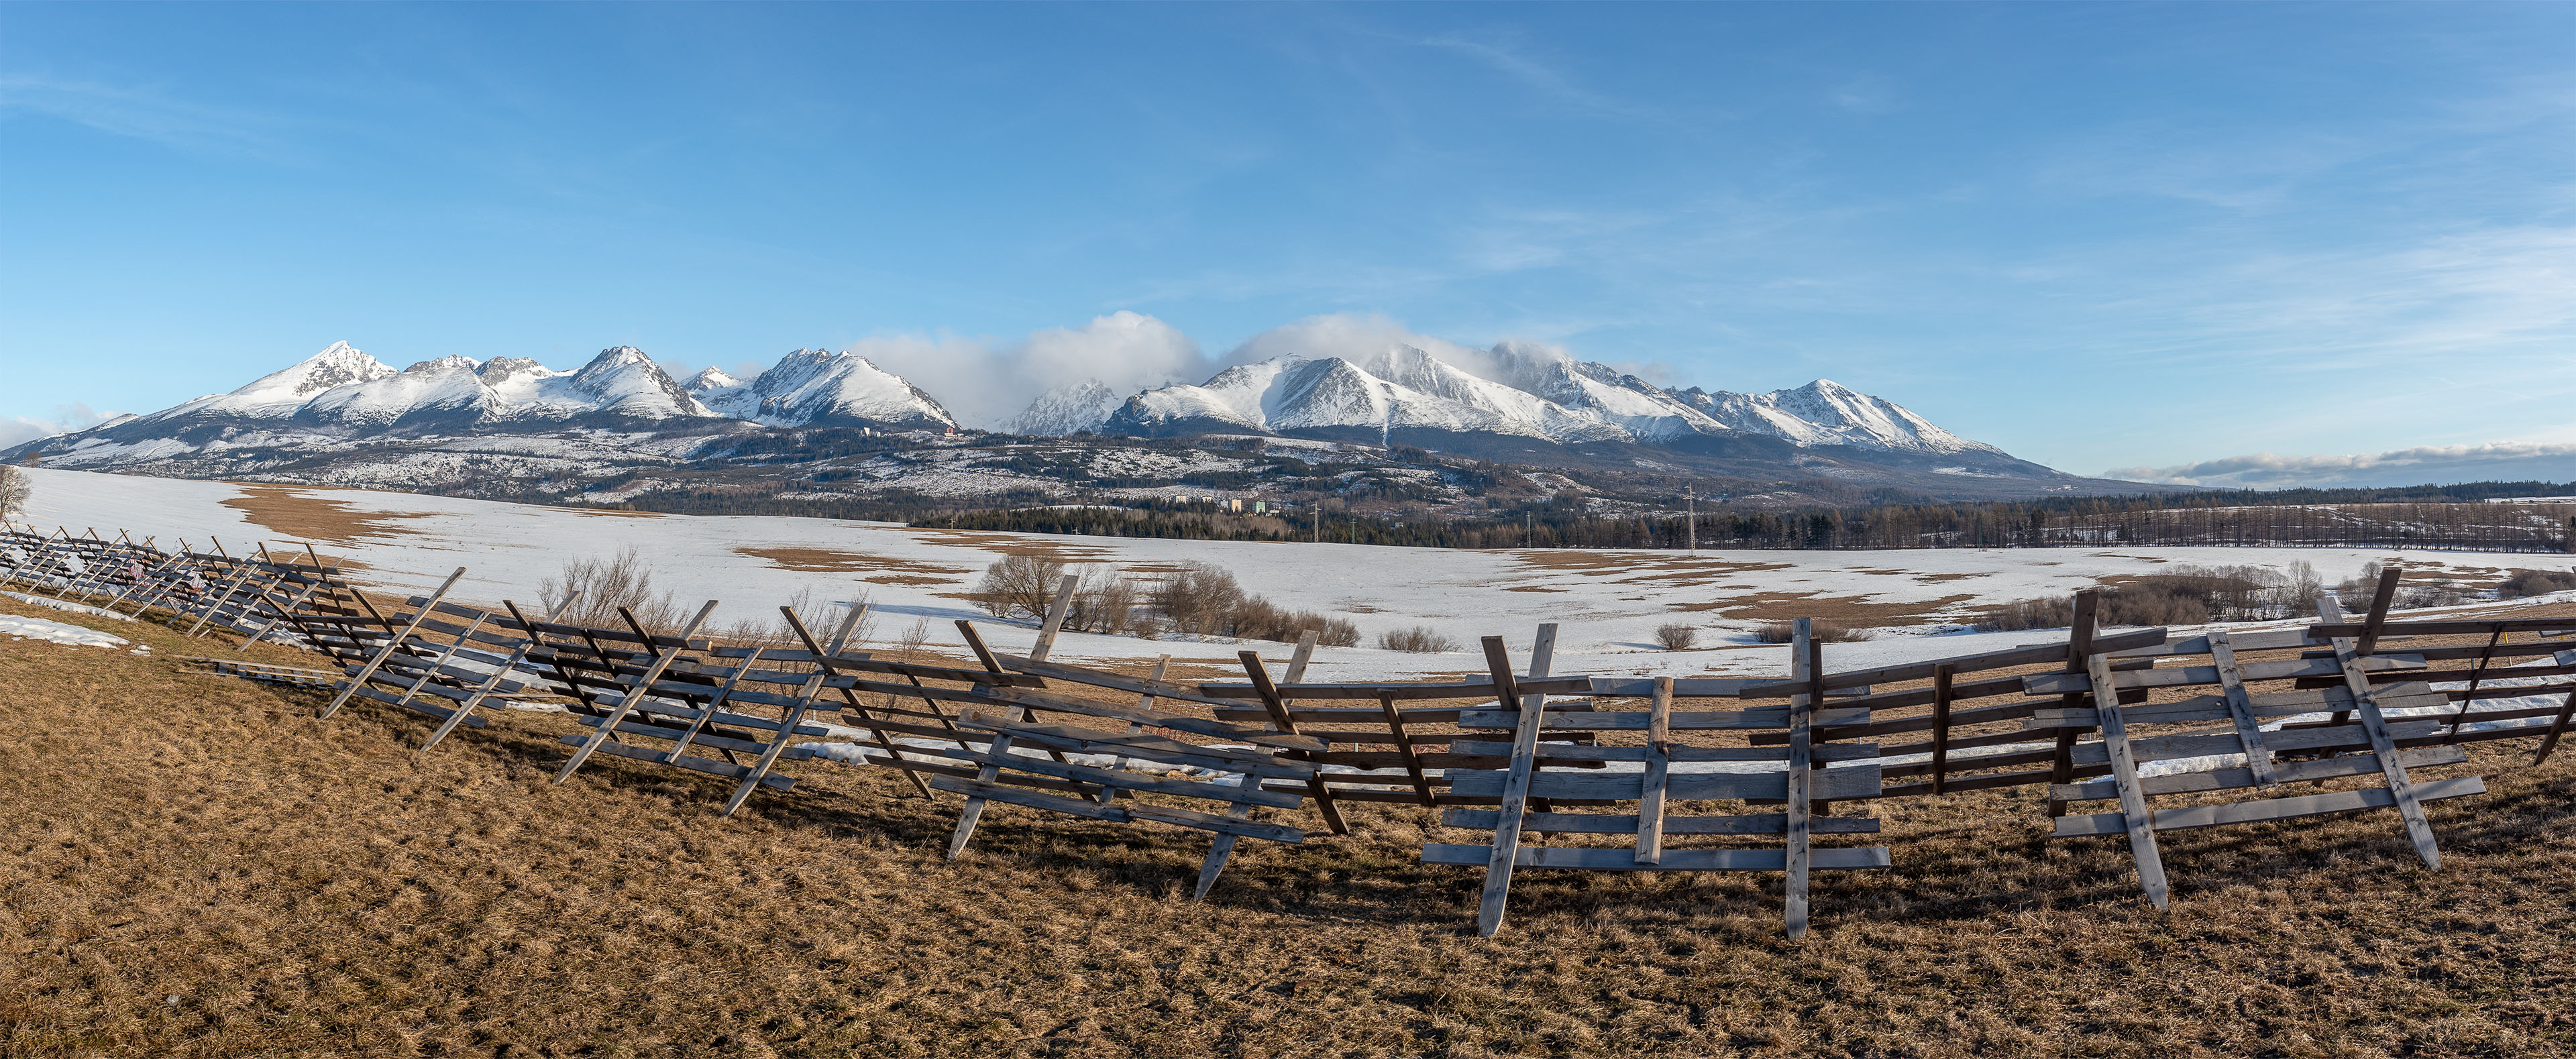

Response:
(1063, 569), (1143, 636)
(0, 465), (29, 522)
(1152, 561), (1245, 634)
(1752, 620), (1874, 644)
(1379, 626), (1460, 653)
(2501, 568), (2576, 598)
(724, 586), (875, 651)
(1654, 623), (1699, 651)
(974, 553), (1064, 620)
(539, 547), (682, 633)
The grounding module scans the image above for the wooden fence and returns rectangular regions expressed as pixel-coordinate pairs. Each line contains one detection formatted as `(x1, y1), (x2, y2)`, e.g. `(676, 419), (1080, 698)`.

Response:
(13, 525), (2576, 936)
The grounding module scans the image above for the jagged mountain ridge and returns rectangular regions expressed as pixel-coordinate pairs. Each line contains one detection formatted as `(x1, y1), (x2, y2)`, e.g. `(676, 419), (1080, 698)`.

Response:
(9, 339), (2106, 501)
(1093, 343), (1998, 457)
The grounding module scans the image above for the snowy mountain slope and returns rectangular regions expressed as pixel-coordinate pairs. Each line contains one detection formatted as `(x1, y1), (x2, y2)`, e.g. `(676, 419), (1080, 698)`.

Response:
(1093, 341), (1988, 460)
(5, 334), (2102, 502)
(1006, 380), (1123, 435)
(1671, 380), (1996, 455)
(700, 348), (957, 430)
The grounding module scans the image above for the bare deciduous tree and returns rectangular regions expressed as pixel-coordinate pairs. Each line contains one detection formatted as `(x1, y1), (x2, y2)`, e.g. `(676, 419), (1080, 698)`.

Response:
(0, 465), (30, 524)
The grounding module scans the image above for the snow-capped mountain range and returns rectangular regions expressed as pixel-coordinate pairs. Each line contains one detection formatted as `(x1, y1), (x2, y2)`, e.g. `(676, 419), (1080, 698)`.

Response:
(9, 339), (2084, 500)
(1082, 342), (1992, 455)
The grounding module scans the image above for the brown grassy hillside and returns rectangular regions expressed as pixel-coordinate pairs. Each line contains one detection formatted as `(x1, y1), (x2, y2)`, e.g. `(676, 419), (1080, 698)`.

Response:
(2, 596), (2572, 1058)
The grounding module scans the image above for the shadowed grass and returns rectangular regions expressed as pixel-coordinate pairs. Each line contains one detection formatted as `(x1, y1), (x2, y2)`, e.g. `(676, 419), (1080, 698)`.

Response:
(1, 594), (2571, 1057)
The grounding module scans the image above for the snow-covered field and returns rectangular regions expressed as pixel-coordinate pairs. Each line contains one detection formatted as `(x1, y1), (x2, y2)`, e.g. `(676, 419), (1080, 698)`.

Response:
(18, 467), (2576, 681)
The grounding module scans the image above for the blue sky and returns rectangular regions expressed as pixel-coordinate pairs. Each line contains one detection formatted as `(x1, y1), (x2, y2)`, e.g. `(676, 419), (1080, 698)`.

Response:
(3, 3), (2569, 485)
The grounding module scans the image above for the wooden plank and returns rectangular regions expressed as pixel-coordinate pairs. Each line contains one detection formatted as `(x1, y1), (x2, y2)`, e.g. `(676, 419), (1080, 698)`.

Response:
(1474, 634), (1541, 938)
(1379, 693), (1436, 805)
(2536, 687), (2576, 766)
(1193, 676), (1596, 701)
(1196, 631), (1316, 899)
(1127, 801), (1307, 844)
(2088, 640), (2169, 909)
(980, 684), (1324, 752)
(2206, 628), (2277, 788)
(1735, 626), (2171, 695)
(564, 735), (798, 789)
(2320, 586), (2443, 871)
(1444, 767), (1883, 802)
(1238, 647), (1347, 834)
(2054, 744), (2470, 801)
(1929, 663), (1955, 795)
(1634, 677), (1673, 865)
(927, 776), (1130, 822)
(2310, 618), (2576, 638)
(1457, 706), (1870, 732)
(2055, 776), (2488, 836)
(958, 750), (1301, 809)
(2071, 718), (2449, 767)
(553, 602), (719, 785)
(1446, 810), (1882, 835)
(1426, 844), (1890, 872)
(953, 716), (1322, 778)
(2047, 589), (2101, 820)
(1785, 622), (1817, 938)
(317, 568), (468, 720)
(2020, 654), (2423, 695)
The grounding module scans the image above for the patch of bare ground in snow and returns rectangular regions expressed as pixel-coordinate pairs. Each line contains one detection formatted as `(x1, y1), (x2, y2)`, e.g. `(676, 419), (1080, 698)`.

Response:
(1673, 591), (1983, 625)
(734, 545), (972, 587)
(2, 594), (2574, 1056)
(216, 484), (435, 547)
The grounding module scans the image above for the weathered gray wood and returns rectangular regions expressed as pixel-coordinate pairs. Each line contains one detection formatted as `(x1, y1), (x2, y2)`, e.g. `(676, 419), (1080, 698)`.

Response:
(2046, 590), (2102, 820)
(1475, 635), (1540, 938)
(553, 600), (718, 784)
(1193, 675), (1597, 700)
(1446, 810), (1883, 835)
(1028, 574), (1078, 663)
(2087, 646), (2169, 909)
(2021, 653), (2423, 694)
(1784, 620), (1817, 938)
(319, 567), (468, 720)
(1426, 844), (1891, 872)
(1197, 632), (1316, 899)
(1456, 706), (1870, 731)
(2320, 588), (2443, 869)
(2052, 744), (2470, 801)
(1736, 626), (2171, 695)
(2054, 775), (2488, 836)
(1379, 693), (1436, 805)
(1444, 766), (1882, 801)
(2206, 628), (2277, 788)
(720, 606), (873, 817)
(1929, 662), (1955, 795)
(1634, 677), (1674, 865)
(1237, 645), (1347, 834)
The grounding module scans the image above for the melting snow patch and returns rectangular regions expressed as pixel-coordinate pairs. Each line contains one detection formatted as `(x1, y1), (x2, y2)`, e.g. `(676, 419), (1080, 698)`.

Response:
(0, 614), (133, 650)
(1, 590), (135, 621)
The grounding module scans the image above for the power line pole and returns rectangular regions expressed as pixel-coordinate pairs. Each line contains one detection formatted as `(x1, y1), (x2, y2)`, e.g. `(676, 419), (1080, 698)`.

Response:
(1686, 484), (1697, 555)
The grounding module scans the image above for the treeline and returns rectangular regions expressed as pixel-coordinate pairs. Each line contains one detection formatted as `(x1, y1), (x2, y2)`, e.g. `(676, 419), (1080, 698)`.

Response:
(924, 490), (2576, 553)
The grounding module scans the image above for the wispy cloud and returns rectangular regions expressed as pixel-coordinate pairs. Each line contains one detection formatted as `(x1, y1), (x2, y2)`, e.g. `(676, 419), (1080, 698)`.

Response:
(1421, 31), (1659, 123)
(0, 403), (119, 450)
(0, 74), (297, 160)
(2108, 439), (2576, 490)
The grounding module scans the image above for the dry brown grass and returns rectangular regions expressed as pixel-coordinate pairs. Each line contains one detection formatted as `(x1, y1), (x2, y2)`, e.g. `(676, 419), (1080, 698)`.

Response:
(3, 596), (2574, 1056)
(216, 484), (435, 546)
(1678, 591), (1980, 626)
(733, 545), (970, 581)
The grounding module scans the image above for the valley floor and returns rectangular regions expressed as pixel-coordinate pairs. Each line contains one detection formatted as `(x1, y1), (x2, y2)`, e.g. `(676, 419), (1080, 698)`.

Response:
(19, 467), (2576, 684)
(3, 595), (2573, 1057)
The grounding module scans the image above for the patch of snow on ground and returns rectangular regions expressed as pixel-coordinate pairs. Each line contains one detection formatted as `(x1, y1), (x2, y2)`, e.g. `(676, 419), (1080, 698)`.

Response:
(0, 614), (136, 650)
(0, 591), (134, 621)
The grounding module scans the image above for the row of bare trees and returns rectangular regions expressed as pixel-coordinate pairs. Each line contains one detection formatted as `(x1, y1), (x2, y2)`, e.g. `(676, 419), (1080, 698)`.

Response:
(973, 554), (1360, 647)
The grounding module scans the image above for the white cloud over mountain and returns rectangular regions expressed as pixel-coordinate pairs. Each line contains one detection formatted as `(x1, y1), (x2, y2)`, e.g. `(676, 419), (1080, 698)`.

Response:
(2107, 440), (2576, 490)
